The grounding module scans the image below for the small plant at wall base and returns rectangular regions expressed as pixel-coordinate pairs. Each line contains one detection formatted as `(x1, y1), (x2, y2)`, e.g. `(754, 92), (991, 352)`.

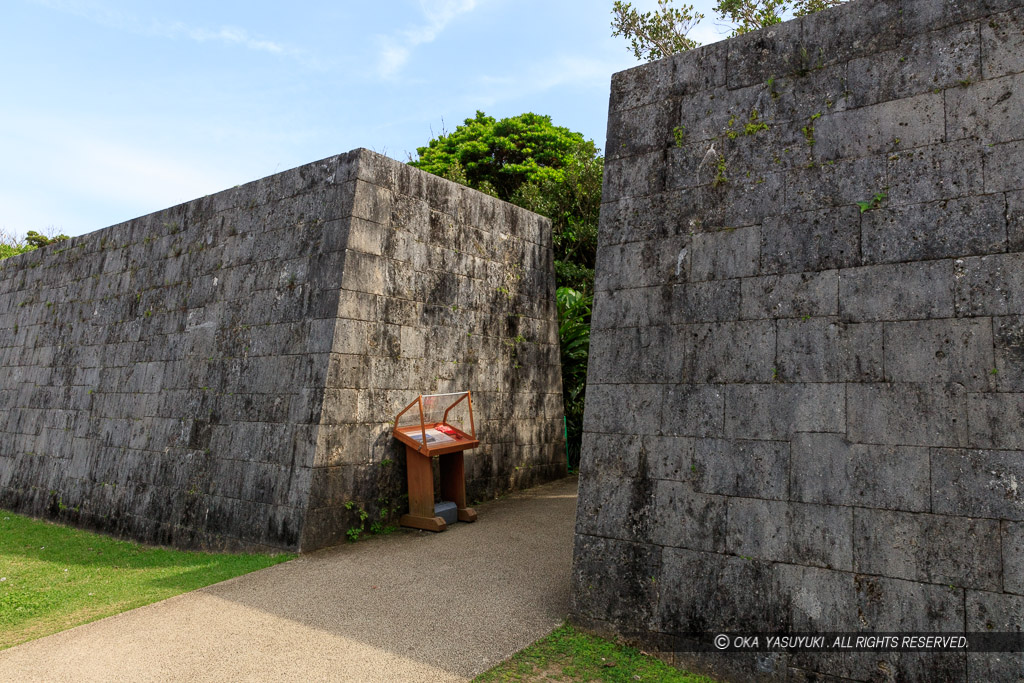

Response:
(557, 287), (591, 471)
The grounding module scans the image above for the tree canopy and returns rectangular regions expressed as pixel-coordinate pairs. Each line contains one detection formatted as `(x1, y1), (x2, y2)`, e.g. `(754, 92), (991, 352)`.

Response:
(410, 111), (601, 295)
(612, 0), (848, 60)
(0, 230), (69, 261)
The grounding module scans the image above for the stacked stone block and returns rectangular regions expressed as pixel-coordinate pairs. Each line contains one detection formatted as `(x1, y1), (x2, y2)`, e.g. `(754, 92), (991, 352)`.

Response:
(0, 148), (565, 552)
(572, 0), (1024, 680)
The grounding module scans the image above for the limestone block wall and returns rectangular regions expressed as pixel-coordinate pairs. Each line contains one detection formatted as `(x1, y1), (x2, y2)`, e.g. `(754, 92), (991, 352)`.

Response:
(0, 148), (565, 552)
(571, 0), (1024, 680)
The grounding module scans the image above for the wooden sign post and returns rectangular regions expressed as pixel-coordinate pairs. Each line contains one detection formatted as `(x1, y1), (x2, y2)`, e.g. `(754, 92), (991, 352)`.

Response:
(393, 391), (479, 532)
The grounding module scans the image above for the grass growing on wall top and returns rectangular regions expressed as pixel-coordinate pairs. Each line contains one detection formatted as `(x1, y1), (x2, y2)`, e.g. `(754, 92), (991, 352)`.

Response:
(0, 510), (294, 650)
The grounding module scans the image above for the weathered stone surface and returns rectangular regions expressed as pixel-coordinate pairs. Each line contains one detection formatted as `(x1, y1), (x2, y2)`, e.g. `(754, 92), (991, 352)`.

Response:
(932, 448), (1024, 520)
(814, 92), (946, 160)
(840, 260), (956, 322)
(946, 72), (1024, 144)
(886, 139), (986, 206)
(690, 226), (760, 281)
(846, 21), (981, 107)
(727, 498), (853, 570)
(982, 6), (1024, 79)
(853, 508), (1002, 590)
(575, 1), (1024, 680)
(862, 196), (1007, 265)
(791, 433), (930, 512)
(985, 139), (1024, 193)
(761, 207), (860, 275)
(955, 254), (1024, 317)
(776, 318), (883, 382)
(1002, 521), (1024, 595)
(968, 392), (1024, 449)
(847, 383), (968, 447)
(740, 270), (838, 319)
(660, 384), (725, 438)
(0, 149), (565, 552)
(883, 318), (995, 390)
(994, 315), (1024, 390)
(693, 438), (789, 499)
(725, 384), (846, 440)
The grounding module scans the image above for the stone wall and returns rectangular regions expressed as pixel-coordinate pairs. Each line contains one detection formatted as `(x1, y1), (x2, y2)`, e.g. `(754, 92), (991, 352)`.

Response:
(0, 148), (565, 552)
(571, 0), (1024, 680)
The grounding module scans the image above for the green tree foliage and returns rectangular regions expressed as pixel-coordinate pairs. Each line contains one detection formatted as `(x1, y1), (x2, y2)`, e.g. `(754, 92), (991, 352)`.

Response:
(613, 0), (847, 57)
(556, 286), (592, 470)
(411, 113), (601, 465)
(611, 0), (702, 62)
(411, 111), (602, 294)
(0, 230), (69, 261)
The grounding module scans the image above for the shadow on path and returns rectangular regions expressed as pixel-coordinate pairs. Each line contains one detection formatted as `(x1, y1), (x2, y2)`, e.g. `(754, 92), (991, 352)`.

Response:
(0, 475), (579, 682)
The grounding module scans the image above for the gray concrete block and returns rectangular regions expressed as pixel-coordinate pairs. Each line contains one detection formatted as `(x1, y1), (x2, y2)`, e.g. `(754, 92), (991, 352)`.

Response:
(933, 448), (1024, 520)
(776, 318), (883, 382)
(725, 384), (846, 440)
(814, 92), (945, 160)
(968, 393), (1024, 449)
(693, 438), (789, 499)
(660, 384), (725, 438)
(840, 260), (956, 322)
(883, 318), (995, 390)
(854, 508), (1002, 590)
(847, 383), (968, 447)
(740, 270), (838, 319)
(885, 139), (986, 206)
(791, 433), (931, 512)
(862, 195), (1007, 265)
(946, 72), (1024, 144)
(761, 206), (860, 275)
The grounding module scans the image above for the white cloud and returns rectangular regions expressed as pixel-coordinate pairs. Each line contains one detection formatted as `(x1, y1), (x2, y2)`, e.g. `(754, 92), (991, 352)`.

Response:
(30, 0), (298, 58)
(376, 0), (479, 78)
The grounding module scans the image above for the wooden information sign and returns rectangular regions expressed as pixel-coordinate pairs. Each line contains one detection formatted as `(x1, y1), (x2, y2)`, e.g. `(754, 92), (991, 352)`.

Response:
(393, 391), (479, 532)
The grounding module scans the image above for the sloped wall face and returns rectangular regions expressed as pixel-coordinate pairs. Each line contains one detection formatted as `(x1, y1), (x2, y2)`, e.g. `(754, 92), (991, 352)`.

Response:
(0, 152), (362, 551)
(302, 153), (567, 549)
(573, 0), (1024, 680)
(0, 148), (565, 552)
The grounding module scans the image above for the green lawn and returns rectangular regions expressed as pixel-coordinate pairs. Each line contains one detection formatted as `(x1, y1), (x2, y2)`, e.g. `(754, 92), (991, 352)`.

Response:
(0, 510), (294, 650)
(474, 624), (718, 682)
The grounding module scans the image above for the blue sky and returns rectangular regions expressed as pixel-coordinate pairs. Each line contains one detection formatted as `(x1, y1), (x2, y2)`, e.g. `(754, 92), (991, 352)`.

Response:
(3, 0), (739, 238)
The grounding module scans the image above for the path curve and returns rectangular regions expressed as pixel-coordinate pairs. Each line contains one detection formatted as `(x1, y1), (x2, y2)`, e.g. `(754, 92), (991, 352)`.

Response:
(0, 476), (579, 682)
